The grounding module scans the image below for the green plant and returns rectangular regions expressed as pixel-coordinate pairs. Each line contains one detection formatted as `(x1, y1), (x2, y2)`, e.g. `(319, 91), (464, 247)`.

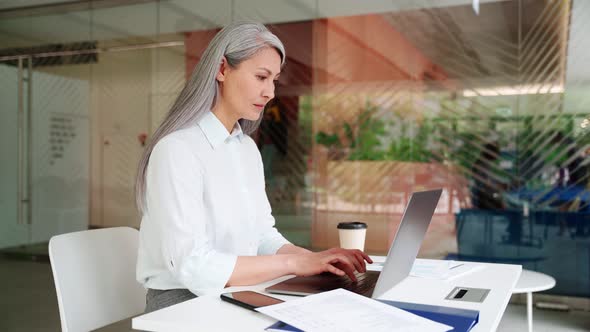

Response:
(348, 103), (388, 160)
(315, 101), (432, 162)
(385, 120), (433, 162)
(315, 101), (388, 160)
(315, 131), (342, 148)
(298, 95), (314, 151)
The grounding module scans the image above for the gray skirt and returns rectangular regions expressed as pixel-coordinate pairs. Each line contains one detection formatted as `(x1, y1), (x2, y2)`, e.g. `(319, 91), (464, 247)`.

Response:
(145, 288), (197, 313)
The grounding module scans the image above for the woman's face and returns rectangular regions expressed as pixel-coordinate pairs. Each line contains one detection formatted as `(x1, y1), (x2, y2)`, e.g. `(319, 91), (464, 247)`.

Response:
(217, 47), (282, 122)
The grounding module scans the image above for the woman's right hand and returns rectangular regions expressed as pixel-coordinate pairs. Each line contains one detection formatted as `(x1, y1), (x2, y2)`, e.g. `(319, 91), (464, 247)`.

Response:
(287, 248), (373, 282)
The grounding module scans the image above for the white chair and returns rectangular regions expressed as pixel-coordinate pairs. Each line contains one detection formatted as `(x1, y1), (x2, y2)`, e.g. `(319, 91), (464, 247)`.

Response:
(49, 227), (147, 332)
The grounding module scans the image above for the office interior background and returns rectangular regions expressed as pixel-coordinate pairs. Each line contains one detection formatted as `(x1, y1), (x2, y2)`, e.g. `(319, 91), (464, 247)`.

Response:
(1, 0), (590, 330)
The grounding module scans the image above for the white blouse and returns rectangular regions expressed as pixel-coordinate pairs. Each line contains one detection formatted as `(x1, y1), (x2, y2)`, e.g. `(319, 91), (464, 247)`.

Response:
(136, 111), (290, 295)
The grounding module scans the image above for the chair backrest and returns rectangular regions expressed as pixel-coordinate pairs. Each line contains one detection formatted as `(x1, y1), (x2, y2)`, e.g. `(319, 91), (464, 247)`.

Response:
(49, 227), (146, 332)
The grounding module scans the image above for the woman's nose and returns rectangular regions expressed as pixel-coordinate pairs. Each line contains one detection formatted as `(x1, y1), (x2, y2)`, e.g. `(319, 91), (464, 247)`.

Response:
(262, 81), (275, 100)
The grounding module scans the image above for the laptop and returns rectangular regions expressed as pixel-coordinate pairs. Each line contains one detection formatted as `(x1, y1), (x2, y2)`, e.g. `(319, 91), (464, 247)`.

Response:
(266, 189), (442, 299)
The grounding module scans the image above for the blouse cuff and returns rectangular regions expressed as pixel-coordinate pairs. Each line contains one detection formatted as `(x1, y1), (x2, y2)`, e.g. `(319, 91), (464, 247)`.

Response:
(180, 251), (238, 296)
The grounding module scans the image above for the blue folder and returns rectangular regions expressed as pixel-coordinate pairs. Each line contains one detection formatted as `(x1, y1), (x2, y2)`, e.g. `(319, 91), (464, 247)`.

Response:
(266, 300), (479, 332)
(266, 321), (303, 332)
(378, 300), (479, 332)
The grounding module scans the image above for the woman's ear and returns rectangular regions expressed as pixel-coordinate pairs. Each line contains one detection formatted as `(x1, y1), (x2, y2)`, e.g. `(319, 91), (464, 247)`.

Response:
(216, 56), (228, 82)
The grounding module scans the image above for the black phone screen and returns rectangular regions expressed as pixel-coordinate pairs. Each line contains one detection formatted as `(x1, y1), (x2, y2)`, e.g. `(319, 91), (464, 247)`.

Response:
(220, 291), (284, 310)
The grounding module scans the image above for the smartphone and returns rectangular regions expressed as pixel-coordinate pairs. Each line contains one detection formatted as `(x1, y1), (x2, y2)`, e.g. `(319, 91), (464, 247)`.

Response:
(220, 291), (284, 311)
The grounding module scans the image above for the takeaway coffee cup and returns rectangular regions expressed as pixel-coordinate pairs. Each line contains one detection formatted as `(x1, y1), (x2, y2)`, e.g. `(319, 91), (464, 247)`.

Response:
(337, 221), (367, 251)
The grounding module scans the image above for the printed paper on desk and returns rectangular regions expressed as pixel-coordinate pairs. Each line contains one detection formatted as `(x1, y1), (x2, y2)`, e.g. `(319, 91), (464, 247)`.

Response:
(410, 259), (484, 280)
(256, 289), (452, 332)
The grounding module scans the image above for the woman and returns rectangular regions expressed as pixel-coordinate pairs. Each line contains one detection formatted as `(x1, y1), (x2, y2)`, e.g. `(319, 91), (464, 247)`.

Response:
(135, 22), (372, 313)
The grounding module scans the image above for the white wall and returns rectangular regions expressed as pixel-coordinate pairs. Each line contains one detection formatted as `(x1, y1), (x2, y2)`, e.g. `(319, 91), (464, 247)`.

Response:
(31, 70), (89, 242)
(91, 43), (185, 228)
(34, 40), (185, 229)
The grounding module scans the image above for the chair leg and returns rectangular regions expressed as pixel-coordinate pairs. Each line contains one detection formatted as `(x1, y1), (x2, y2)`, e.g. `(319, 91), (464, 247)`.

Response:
(527, 292), (533, 332)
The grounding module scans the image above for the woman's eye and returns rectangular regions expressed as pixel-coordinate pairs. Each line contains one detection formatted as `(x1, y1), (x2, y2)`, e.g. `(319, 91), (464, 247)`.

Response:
(256, 75), (267, 81)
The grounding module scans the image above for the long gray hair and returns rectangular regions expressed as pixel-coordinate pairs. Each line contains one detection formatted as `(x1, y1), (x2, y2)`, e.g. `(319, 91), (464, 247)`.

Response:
(135, 21), (286, 212)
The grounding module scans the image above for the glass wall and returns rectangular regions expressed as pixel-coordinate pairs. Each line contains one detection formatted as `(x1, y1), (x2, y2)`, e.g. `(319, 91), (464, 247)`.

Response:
(1, 0), (589, 300)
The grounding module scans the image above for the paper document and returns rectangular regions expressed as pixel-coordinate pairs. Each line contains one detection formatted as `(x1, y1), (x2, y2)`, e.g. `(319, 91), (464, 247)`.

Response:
(410, 259), (483, 280)
(257, 289), (452, 332)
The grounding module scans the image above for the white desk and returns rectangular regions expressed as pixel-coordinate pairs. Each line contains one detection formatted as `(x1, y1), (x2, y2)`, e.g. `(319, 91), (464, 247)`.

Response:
(132, 258), (521, 332)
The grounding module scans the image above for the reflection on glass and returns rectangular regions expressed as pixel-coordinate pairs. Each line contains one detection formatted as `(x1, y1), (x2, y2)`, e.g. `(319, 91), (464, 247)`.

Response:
(0, 0), (588, 298)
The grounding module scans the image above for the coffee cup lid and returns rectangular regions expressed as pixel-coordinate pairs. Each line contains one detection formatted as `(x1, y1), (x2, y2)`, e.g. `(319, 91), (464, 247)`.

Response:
(337, 222), (367, 230)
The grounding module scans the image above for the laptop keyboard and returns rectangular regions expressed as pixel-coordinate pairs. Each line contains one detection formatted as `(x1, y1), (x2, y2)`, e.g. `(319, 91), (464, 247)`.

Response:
(338, 271), (380, 296)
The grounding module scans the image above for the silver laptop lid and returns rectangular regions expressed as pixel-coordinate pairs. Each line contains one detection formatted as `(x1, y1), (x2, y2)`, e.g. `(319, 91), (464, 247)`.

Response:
(371, 189), (442, 298)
